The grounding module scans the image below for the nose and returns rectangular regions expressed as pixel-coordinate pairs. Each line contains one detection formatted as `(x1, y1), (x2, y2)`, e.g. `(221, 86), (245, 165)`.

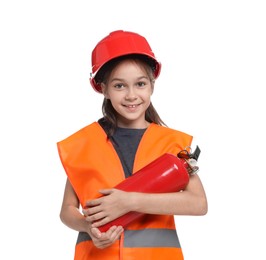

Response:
(125, 87), (137, 101)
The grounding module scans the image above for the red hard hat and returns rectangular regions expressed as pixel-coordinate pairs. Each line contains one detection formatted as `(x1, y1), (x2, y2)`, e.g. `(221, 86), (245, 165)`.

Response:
(90, 30), (161, 93)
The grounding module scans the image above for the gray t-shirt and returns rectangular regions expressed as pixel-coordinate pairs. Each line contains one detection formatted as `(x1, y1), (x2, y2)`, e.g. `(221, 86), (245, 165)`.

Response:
(111, 127), (146, 178)
(98, 118), (146, 178)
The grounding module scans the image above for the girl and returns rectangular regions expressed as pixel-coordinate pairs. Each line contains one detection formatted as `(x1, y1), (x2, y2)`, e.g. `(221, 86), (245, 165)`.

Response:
(58, 30), (208, 260)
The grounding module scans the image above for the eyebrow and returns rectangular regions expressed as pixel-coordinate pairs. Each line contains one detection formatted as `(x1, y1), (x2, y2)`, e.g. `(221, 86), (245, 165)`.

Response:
(110, 76), (149, 83)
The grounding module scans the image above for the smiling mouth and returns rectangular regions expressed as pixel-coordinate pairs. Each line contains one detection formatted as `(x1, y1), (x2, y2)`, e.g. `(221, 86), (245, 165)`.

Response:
(123, 104), (140, 108)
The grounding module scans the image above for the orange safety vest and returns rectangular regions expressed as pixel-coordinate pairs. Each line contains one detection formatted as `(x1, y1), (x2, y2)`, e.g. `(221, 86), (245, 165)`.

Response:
(57, 122), (193, 260)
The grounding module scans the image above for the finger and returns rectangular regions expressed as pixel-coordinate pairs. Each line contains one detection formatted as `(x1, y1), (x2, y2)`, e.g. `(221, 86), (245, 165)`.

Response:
(98, 189), (113, 195)
(86, 212), (108, 224)
(108, 226), (124, 241)
(93, 226), (124, 249)
(84, 205), (102, 216)
(91, 216), (111, 228)
(85, 198), (101, 207)
(106, 225), (122, 236)
(82, 208), (90, 216)
(90, 227), (102, 239)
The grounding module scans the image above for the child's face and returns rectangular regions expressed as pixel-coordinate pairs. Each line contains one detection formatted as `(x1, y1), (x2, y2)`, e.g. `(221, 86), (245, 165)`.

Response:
(102, 59), (153, 128)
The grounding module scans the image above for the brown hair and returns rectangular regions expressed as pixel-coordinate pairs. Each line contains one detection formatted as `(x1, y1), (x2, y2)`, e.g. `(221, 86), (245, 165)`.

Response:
(97, 55), (166, 136)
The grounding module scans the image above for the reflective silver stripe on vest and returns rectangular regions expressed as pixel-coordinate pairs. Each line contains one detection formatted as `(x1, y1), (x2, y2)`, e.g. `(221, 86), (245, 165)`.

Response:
(124, 229), (181, 248)
(76, 229), (181, 248)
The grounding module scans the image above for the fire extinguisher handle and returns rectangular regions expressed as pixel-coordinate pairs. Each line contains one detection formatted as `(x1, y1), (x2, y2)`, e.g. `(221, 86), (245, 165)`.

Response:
(190, 145), (201, 161)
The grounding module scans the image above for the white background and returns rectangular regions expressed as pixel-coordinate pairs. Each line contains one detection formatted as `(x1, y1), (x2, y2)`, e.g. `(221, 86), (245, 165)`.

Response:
(1, 0), (265, 259)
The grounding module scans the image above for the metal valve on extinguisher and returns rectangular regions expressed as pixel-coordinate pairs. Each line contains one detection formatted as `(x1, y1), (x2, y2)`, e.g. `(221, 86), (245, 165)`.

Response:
(96, 146), (201, 232)
(178, 145), (201, 175)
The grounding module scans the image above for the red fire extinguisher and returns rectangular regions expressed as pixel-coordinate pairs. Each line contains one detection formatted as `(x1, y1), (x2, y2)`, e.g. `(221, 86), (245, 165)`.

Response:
(97, 147), (200, 232)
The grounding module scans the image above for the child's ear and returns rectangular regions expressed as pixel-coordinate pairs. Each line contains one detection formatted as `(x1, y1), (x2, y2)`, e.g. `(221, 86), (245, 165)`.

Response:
(101, 83), (109, 98)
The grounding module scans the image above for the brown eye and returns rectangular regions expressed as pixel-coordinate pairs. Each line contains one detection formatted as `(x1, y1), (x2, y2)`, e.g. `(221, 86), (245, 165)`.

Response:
(137, 82), (145, 87)
(114, 84), (124, 89)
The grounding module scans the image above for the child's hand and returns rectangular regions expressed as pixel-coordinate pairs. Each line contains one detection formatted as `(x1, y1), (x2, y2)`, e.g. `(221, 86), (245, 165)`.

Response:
(83, 189), (132, 228)
(89, 226), (124, 249)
